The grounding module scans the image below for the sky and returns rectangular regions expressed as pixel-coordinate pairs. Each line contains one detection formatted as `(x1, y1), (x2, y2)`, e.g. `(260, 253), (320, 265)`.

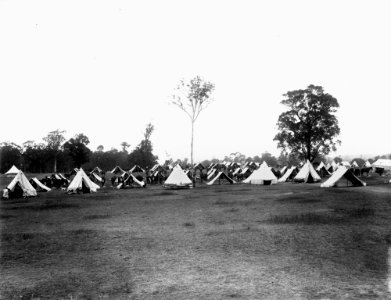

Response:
(1, 0), (390, 163)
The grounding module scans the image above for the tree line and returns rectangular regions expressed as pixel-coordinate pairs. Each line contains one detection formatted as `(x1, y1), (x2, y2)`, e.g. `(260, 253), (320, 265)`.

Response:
(0, 124), (158, 174)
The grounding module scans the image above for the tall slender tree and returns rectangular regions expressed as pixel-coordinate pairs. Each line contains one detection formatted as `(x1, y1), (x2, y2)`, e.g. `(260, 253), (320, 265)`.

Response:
(43, 130), (66, 172)
(172, 76), (215, 166)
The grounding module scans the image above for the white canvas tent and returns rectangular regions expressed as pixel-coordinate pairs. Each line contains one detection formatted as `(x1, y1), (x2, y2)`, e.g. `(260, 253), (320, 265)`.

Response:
(330, 161), (338, 172)
(6, 171), (37, 197)
(207, 169), (217, 180)
(232, 167), (241, 176)
(341, 161), (351, 168)
(316, 161), (331, 177)
(207, 172), (236, 185)
(321, 166), (366, 188)
(5, 165), (19, 176)
(372, 159), (391, 170)
(67, 168), (100, 193)
(280, 166), (287, 176)
(164, 165), (192, 189)
(242, 162), (278, 185)
(118, 173), (145, 189)
(294, 160), (321, 183)
(278, 166), (297, 182)
(351, 161), (359, 168)
(364, 161), (372, 168)
(29, 177), (51, 192)
(111, 166), (125, 175)
(91, 172), (103, 183)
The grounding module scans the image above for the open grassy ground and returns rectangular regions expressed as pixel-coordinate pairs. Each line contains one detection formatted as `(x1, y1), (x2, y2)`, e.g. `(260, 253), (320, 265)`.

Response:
(1, 174), (391, 299)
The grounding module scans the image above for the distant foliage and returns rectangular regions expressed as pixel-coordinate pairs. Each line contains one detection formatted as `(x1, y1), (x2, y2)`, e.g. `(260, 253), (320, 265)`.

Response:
(128, 123), (158, 170)
(63, 134), (92, 168)
(0, 142), (22, 173)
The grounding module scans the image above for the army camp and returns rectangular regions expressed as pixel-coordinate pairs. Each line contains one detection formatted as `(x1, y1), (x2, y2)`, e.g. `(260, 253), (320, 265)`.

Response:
(2, 1), (391, 299)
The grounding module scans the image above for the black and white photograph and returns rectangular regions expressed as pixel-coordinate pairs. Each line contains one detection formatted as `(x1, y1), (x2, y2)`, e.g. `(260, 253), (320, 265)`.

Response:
(1, 0), (391, 299)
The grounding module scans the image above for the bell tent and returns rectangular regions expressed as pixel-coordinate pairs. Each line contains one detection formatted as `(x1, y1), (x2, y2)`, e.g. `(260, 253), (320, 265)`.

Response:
(67, 168), (100, 193)
(163, 165), (192, 189)
(5, 165), (20, 176)
(242, 162), (278, 185)
(294, 161), (321, 183)
(29, 178), (51, 192)
(316, 161), (331, 177)
(207, 172), (236, 185)
(6, 171), (37, 198)
(278, 166), (298, 182)
(320, 166), (366, 188)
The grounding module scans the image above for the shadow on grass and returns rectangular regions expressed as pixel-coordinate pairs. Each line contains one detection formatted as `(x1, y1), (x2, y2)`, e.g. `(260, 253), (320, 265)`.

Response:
(83, 214), (111, 220)
(183, 221), (195, 227)
(276, 196), (322, 203)
(155, 191), (177, 196)
(265, 207), (375, 225)
(0, 214), (15, 219)
(4, 200), (80, 211)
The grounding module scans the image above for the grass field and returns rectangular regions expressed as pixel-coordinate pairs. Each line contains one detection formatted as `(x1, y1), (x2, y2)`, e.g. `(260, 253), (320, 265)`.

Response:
(1, 174), (391, 299)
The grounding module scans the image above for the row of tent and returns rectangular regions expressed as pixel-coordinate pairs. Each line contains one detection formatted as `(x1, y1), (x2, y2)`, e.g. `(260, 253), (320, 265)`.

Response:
(2, 167), (101, 199)
(162, 160), (374, 189)
(3, 159), (391, 196)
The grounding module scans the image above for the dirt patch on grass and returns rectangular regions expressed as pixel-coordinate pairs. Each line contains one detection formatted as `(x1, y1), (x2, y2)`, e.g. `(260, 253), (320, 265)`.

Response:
(183, 222), (195, 227)
(276, 196), (322, 203)
(4, 200), (80, 211)
(0, 214), (15, 219)
(83, 214), (112, 220)
(266, 212), (345, 224)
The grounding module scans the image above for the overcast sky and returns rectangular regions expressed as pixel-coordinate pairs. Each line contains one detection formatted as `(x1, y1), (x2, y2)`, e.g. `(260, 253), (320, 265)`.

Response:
(1, 0), (390, 162)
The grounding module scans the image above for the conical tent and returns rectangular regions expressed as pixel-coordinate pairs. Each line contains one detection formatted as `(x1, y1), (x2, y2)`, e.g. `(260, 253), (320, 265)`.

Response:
(330, 161), (338, 172)
(111, 166), (125, 175)
(294, 161), (321, 183)
(242, 162), (277, 185)
(207, 169), (217, 180)
(29, 178), (51, 192)
(316, 161), (331, 177)
(280, 166), (287, 176)
(351, 161), (359, 168)
(67, 168), (100, 193)
(5, 165), (19, 175)
(207, 172), (236, 185)
(321, 166), (366, 188)
(164, 165), (192, 189)
(278, 166), (297, 182)
(7, 171), (37, 197)
(129, 165), (145, 173)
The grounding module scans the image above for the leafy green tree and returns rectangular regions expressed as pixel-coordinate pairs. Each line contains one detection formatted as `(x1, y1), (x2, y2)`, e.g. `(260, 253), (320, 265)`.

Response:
(121, 142), (131, 153)
(274, 85), (340, 162)
(351, 158), (365, 167)
(63, 133), (92, 168)
(128, 123), (158, 169)
(260, 152), (278, 167)
(22, 141), (48, 173)
(334, 156), (343, 164)
(0, 142), (22, 173)
(43, 129), (66, 172)
(172, 76), (215, 166)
